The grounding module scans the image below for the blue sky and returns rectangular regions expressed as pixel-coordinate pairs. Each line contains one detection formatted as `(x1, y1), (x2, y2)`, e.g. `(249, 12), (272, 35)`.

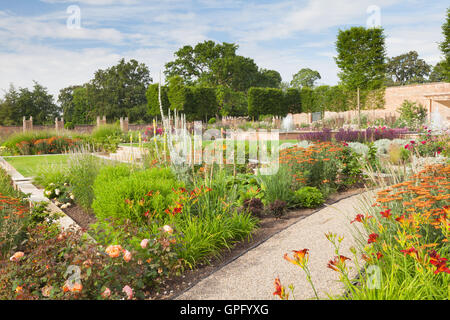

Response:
(0, 0), (448, 98)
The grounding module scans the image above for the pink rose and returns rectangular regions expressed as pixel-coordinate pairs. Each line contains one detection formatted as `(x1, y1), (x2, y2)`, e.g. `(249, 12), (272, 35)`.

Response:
(140, 239), (149, 249)
(101, 287), (111, 298)
(122, 285), (133, 300)
(162, 225), (173, 234)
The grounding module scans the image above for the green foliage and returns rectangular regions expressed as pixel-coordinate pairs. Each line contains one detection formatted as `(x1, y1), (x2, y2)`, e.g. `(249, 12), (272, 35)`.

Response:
(439, 8), (450, 81)
(0, 168), (24, 199)
(71, 86), (93, 124)
(300, 87), (316, 112)
(366, 142), (380, 169)
(340, 147), (363, 187)
(208, 117), (216, 124)
(1, 131), (83, 155)
(335, 27), (387, 90)
(293, 186), (324, 208)
(146, 83), (170, 117)
(67, 154), (104, 211)
(0, 82), (60, 125)
(398, 100), (427, 129)
(64, 122), (75, 130)
(165, 40), (282, 92)
(248, 87), (286, 118)
(284, 88), (302, 113)
(216, 86), (248, 116)
(167, 75), (188, 112)
(91, 124), (122, 152)
(92, 166), (183, 224)
(386, 51), (431, 85)
(291, 68), (321, 88)
(257, 69), (282, 88)
(191, 86), (218, 121)
(256, 165), (294, 206)
(167, 77), (218, 121)
(429, 61), (448, 82)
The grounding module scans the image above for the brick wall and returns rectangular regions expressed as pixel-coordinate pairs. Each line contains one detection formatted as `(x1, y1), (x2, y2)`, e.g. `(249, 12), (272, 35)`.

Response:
(291, 82), (450, 127)
(384, 82), (450, 123)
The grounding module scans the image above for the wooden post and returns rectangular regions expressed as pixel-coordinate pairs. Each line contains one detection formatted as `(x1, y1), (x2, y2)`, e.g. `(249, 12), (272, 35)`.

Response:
(429, 98), (433, 123)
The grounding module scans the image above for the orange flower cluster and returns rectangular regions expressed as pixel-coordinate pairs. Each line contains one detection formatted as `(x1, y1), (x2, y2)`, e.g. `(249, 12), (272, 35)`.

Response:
(279, 141), (343, 166)
(364, 163), (450, 275)
(0, 194), (28, 218)
(279, 141), (346, 187)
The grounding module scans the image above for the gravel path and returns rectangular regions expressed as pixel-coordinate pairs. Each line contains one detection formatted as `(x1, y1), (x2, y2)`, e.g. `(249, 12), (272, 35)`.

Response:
(177, 191), (373, 300)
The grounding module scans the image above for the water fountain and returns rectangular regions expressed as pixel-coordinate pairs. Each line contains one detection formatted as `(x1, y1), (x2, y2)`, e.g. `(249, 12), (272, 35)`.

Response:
(280, 114), (294, 132)
(430, 106), (444, 133)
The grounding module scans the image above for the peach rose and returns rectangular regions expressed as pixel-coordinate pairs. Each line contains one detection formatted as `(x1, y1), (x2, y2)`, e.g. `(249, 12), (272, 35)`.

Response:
(105, 245), (123, 258)
(71, 282), (83, 293)
(10, 251), (24, 262)
(42, 285), (52, 297)
(123, 250), (132, 262)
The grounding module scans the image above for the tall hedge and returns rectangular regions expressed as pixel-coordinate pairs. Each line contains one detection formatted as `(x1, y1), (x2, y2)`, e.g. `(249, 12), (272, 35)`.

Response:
(248, 87), (287, 118)
(191, 87), (218, 121)
(165, 76), (219, 121)
(146, 83), (170, 117)
(300, 87), (315, 112)
(284, 88), (302, 114)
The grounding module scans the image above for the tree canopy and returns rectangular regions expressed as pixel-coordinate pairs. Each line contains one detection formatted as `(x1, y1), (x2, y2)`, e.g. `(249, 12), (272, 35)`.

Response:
(439, 7), (450, 81)
(386, 51), (431, 85)
(165, 40), (281, 92)
(0, 82), (60, 125)
(335, 27), (387, 90)
(291, 68), (321, 88)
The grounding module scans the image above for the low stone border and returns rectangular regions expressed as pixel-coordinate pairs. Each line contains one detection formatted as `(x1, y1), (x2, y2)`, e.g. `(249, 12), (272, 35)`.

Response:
(0, 156), (82, 231)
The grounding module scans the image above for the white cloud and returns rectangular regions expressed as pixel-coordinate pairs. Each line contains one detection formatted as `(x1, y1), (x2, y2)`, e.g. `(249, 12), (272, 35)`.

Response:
(0, 0), (447, 100)
(0, 10), (126, 44)
(40, 0), (140, 5)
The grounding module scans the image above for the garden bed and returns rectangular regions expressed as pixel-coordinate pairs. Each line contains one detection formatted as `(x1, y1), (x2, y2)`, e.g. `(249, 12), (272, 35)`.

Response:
(44, 171), (365, 300)
(60, 203), (97, 230)
(147, 186), (366, 299)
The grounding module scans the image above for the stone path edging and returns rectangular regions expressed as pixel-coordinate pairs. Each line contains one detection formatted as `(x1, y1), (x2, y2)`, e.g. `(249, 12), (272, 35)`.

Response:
(0, 156), (83, 232)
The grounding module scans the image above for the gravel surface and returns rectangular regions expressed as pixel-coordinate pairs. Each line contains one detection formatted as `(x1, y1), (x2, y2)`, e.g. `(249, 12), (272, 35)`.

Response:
(177, 191), (373, 300)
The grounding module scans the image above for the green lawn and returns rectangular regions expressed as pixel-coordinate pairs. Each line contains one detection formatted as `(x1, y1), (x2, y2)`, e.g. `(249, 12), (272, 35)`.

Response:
(4, 155), (70, 177)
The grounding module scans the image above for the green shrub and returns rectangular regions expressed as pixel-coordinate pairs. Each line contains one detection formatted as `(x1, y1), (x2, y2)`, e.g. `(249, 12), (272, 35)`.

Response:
(91, 124), (122, 152)
(92, 166), (183, 223)
(64, 122), (75, 130)
(208, 117), (216, 124)
(398, 100), (427, 129)
(293, 186), (324, 208)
